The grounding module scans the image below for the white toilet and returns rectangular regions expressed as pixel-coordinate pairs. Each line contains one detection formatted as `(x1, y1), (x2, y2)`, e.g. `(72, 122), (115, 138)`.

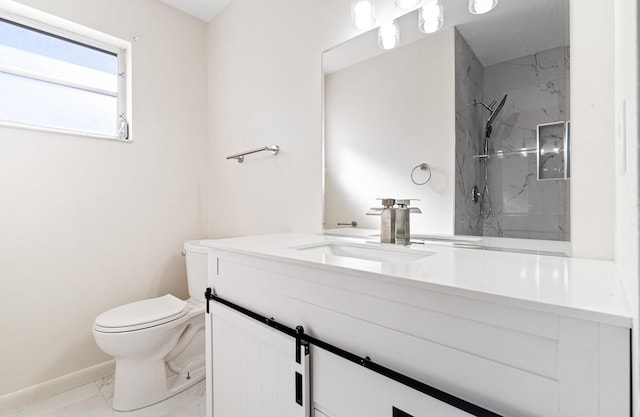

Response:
(92, 240), (208, 411)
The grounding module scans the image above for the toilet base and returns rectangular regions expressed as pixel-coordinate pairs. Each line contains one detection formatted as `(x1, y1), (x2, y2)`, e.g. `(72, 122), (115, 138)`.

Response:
(112, 355), (205, 411)
(109, 313), (206, 411)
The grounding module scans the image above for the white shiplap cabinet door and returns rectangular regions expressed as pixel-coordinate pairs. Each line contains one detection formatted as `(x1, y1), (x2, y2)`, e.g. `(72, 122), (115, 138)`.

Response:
(312, 349), (477, 417)
(210, 303), (310, 417)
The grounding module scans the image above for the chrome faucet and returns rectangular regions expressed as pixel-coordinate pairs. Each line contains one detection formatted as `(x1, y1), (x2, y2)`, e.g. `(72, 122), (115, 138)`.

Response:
(395, 199), (422, 245)
(367, 198), (422, 244)
(367, 198), (397, 243)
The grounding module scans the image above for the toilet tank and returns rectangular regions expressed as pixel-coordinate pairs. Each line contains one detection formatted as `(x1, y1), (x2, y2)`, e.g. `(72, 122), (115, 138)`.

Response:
(184, 240), (209, 303)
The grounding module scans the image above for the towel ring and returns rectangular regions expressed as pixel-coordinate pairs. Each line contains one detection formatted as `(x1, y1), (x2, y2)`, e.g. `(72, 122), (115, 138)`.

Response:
(411, 163), (432, 185)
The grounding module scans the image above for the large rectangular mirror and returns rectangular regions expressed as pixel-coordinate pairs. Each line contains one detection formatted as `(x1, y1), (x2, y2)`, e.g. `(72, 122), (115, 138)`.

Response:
(323, 0), (570, 251)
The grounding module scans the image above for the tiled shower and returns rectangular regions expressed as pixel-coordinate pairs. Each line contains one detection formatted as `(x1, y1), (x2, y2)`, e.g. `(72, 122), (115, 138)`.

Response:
(454, 30), (570, 241)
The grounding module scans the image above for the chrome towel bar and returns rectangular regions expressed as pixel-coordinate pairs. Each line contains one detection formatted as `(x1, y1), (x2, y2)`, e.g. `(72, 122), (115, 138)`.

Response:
(226, 145), (279, 163)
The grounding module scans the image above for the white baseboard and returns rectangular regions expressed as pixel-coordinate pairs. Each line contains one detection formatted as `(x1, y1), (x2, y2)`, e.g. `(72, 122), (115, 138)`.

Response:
(0, 360), (115, 413)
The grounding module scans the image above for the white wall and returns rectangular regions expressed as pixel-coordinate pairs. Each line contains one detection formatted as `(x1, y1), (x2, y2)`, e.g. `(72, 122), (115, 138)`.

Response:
(324, 30), (456, 234)
(614, 0), (639, 414)
(0, 0), (208, 401)
(206, 0), (333, 238)
(569, 0), (616, 259)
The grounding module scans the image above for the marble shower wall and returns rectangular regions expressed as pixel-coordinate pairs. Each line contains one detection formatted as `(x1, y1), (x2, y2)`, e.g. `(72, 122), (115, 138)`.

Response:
(482, 46), (570, 241)
(454, 30), (484, 235)
(455, 37), (570, 241)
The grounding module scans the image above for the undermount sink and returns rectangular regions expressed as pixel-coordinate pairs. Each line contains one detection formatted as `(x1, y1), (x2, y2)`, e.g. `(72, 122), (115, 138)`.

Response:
(295, 242), (434, 264)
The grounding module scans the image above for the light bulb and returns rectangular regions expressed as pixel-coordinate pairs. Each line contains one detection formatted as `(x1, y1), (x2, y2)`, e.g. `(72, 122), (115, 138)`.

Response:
(420, 19), (441, 33)
(354, 0), (372, 15)
(378, 20), (400, 50)
(419, 1), (443, 33)
(352, 0), (376, 30)
(395, 0), (421, 9)
(421, 2), (440, 20)
(469, 0), (498, 15)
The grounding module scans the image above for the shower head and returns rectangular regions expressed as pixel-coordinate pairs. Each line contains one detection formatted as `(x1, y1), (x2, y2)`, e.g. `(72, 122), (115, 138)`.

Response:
(487, 94), (507, 127)
(475, 94), (508, 139)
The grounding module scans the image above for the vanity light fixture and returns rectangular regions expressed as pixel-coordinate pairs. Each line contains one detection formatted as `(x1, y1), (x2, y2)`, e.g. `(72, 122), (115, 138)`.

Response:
(378, 20), (400, 49)
(395, 0), (422, 9)
(351, 0), (376, 30)
(469, 0), (498, 15)
(418, 0), (443, 33)
(354, 0), (498, 50)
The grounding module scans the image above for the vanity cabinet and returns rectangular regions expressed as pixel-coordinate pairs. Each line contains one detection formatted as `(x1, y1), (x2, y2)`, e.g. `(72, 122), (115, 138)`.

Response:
(204, 239), (631, 417)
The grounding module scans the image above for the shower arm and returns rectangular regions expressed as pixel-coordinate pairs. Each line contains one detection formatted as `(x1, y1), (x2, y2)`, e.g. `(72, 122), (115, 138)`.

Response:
(473, 99), (494, 112)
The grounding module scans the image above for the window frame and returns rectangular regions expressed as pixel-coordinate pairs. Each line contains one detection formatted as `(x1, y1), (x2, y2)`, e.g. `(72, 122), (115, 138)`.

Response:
(0, 4), (132, 142)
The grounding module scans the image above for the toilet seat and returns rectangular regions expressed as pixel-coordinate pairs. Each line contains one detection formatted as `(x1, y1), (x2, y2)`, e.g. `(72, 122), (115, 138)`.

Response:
(94, 294), (188, 333)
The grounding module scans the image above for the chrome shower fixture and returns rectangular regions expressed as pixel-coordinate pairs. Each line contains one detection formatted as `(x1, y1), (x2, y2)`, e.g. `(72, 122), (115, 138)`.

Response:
(471, 185), (481, 204)
(487, 94), (507, 126)
(474, 94), (507, 139)
(473, 99), (496, 113)
(471, 94), (507, 220)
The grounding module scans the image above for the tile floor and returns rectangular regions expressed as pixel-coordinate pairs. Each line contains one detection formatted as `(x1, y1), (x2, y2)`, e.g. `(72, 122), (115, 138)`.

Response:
(1, 376), (206, 417)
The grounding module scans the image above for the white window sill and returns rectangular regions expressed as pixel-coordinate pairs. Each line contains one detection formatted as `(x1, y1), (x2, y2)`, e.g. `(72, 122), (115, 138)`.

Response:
(0, 121), (132, 143)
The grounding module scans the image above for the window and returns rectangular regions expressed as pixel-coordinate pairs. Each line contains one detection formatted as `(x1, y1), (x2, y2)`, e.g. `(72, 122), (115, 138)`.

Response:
(0, 11), (130, 140)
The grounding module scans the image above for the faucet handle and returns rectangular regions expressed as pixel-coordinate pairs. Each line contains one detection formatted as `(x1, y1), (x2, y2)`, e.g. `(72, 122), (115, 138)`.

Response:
(396, 199), (420, 206)
(376, 198), (396, 207)
(409, 207), (422, 214)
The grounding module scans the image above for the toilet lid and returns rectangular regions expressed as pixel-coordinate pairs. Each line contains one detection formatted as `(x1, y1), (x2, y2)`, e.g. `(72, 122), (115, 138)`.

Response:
(94, 294), (188, 331)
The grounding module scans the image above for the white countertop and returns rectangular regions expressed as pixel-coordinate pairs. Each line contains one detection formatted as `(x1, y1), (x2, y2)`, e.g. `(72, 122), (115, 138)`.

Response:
(201, 233), (631, 328)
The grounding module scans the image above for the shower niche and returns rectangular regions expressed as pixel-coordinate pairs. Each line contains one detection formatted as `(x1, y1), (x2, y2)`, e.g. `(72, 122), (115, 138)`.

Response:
(537, 121), (570, 180)
(454, 28), (570, 241)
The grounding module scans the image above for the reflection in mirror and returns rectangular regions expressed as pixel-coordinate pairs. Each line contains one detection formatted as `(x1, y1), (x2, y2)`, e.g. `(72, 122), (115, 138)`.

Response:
(323, 0), (570, 245)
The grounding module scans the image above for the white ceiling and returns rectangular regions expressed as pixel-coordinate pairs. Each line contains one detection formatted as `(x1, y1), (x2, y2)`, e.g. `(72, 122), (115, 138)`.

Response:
(159, 0), (233, 22)
(456, 0), (568, 67)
